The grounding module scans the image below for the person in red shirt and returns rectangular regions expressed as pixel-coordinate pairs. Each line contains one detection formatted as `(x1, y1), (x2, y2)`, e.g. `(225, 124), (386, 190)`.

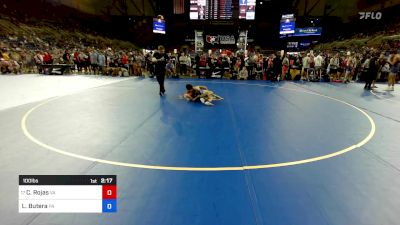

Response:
(121, 53), (128, 69)
(73, 51), (80, 72)
(43, 52), (53, 64)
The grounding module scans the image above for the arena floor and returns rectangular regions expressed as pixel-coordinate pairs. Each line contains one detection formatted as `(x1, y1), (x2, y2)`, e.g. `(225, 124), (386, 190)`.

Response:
(1, 74), (399, 225)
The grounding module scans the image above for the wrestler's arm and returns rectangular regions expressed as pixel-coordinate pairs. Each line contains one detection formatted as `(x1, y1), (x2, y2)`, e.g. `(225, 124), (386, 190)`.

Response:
(184, 91), (194, 100)
(196, 86), (208, 90)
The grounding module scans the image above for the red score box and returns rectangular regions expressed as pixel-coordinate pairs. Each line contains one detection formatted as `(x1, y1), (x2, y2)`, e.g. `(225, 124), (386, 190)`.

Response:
(102, 185), (117, 199)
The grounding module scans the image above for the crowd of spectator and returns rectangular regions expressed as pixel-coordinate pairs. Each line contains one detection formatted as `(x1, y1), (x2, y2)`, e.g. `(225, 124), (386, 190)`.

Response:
(260, 48), (400, 92)
(0, 47), (147, 77)
(1, 35), (399, 91)
(0, 12), (140, 76)
(1, 15), (399, 92)
(0, 32), (146, 76)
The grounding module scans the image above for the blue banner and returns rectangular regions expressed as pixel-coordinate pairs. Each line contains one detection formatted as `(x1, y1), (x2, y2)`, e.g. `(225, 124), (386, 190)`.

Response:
(280, 22), (295, 34)
(299, 41), (311, 48)
(294, 27), (322, 36)
(153, 20), (165, 34)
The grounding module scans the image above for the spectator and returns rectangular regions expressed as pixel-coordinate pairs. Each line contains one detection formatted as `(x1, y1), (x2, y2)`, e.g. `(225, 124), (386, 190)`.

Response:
(380, 61), (390, 81)
(195, 54), (201, 78)
(89, 50), (99, 74)
(165, 60), (175, 78)
(0, 49), (12, 74)
(329, 54), (340, 81)
(23, 50), (35, 73)
(43, 52), (53, 64)
(186, 54), (192, 76)
(131, 53), (141, 76)
(238, 66), (248, 80)
(62, 50), (70, 63)
(78, 51), (89, 74)
(255, 55), (263, 80)
(302, 53), (310, 81)
(281, 53), (289, 80)
(33, 51), (43, 74)
(314, 53), (324, 79)
(365, 54), (378, 90)
(363, 54), (372, 89)
(265, 54), (274, 80)
(121, 52), (129, 72)
(97, 51), (106, 75)
(179, 53), (188, 76)
(247, 54), (255, 79)
(73, 50), (80, 72)
(344, 52), (354, 83)
(387, 53), (400, 91)
(273, 53), (282, 81)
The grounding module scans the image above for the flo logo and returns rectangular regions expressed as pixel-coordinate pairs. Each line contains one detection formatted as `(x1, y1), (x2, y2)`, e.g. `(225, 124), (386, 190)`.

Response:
(206, 35), (219, 45)
(359, 12), (382, 20)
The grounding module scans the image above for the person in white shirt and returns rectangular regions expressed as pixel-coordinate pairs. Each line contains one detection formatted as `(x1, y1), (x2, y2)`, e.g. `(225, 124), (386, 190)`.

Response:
(186, 56), (192, 75)
(302, 53), (310, 80)
(238, 66), (248, 80)
(314, 53), (323, 78)
(344, 52), (354, 83)
(179, 53), (188, 76)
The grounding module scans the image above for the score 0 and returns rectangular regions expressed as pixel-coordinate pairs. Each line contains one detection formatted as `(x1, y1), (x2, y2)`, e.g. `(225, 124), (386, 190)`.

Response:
(102, 185), (117, 213)
(102, 185), (116, 199)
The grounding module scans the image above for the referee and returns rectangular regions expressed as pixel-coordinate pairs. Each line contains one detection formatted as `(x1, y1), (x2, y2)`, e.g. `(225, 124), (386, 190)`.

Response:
(153, 45), (169, 96)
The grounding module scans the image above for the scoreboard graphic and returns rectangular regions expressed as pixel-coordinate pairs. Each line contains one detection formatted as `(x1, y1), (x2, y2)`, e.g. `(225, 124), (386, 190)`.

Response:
(190, 0), (255, 20)
(19, 175), (117, 213)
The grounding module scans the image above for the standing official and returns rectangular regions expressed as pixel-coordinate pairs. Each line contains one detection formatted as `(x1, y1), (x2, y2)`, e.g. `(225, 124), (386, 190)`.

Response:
(153, 45), (169, 96)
